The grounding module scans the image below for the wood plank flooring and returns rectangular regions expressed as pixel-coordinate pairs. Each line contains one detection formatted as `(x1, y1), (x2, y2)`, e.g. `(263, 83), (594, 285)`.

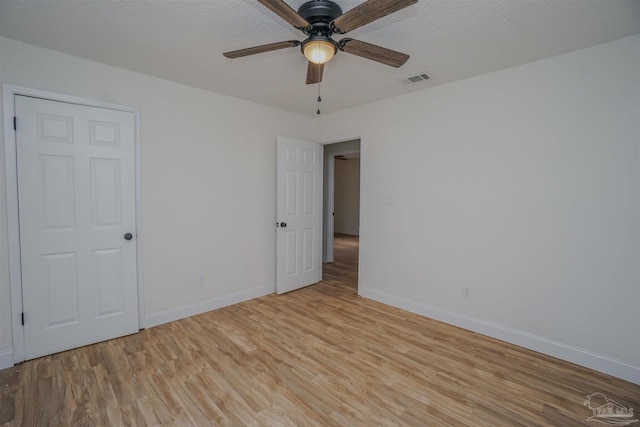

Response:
(1, 234), (639, 426)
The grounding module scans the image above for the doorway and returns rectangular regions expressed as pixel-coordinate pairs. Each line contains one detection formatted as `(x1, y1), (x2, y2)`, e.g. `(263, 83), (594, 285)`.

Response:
(322, 139), (360, 292)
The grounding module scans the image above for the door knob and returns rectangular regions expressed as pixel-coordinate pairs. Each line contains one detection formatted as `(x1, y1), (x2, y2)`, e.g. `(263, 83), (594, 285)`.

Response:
(280, 222), (287, 228)
(124, 233), (133, 240)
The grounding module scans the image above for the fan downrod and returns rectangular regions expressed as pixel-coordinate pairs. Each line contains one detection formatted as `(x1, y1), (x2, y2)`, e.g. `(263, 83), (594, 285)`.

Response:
(298, 0), (342, 35)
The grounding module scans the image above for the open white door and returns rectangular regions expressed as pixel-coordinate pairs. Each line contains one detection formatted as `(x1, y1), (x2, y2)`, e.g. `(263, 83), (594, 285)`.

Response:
(276, 136), (322, 294)
(15, 95), (139, 360)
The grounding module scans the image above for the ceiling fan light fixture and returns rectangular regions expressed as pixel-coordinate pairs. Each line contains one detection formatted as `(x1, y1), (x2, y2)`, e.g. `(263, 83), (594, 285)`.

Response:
(303, 39), (336, 64)
(223, 0), (417, 86)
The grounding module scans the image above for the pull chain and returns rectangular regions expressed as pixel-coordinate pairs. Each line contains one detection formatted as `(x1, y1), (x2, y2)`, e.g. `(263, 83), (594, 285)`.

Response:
(316, 84), (322, 115)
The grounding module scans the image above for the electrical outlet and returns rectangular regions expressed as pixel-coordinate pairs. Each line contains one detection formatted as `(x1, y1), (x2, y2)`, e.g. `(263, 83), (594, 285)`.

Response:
(199, 274), (206, 286)
(462, 287), (471, 299)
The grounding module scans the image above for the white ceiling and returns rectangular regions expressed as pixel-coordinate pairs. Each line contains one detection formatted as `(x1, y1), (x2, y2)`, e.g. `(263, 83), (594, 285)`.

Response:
(1, 0), (639, 116)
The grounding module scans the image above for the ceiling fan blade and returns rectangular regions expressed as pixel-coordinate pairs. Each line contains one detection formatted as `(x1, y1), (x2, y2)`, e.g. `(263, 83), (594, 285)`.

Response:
(331, 0), (417, 34)
(223, 40), (300, 59)
(339, 38), (409, 67)
(306, 62), (324, 84)
(257, 0), (312, 30)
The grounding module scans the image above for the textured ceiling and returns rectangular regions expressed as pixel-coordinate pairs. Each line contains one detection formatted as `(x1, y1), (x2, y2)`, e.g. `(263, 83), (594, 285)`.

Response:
(1, 0), (639, 116)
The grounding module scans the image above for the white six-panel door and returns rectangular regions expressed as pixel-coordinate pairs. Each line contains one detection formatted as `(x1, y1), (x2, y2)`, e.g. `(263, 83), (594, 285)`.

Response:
(15, 95), (139, 360)
(276, 137), (322, 294)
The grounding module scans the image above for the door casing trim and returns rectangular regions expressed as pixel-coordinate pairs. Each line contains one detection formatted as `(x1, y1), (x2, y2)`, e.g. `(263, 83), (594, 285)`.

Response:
(2, 84), (145, 364)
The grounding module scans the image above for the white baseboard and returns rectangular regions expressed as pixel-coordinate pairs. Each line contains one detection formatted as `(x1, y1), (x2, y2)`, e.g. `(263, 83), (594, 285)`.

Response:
(334, 229), (359, 236)
(359, 287), (640, 385)
(0, 349), (14, 370)
(144, 284), (275, 328)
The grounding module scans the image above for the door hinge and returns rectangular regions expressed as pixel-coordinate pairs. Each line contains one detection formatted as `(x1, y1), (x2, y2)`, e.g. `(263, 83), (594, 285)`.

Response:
(21, 312), (24, 325)
(13, 116), (17, 131)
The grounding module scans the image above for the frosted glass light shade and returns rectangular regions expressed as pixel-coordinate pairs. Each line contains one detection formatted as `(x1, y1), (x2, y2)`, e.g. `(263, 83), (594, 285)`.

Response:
(303, 40), (336, 65)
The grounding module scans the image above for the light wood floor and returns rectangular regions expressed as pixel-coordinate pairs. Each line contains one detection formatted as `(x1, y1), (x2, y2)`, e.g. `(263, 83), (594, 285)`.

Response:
(1, 234), (639, 426)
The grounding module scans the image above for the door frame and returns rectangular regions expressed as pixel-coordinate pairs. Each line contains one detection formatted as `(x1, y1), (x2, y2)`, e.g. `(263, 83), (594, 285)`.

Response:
(324, 148), (361, 263)
(2, 84), (145, 364)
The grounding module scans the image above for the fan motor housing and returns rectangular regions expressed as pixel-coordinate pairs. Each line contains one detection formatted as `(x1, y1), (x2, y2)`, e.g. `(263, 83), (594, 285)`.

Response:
(298, 0), (342, 31)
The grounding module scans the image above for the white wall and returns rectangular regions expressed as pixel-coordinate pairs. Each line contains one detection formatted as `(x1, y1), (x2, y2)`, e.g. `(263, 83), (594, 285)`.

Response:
(334, 158), (360, 236)
(317, 35), (640, 383)
(0, 37), (315, 362)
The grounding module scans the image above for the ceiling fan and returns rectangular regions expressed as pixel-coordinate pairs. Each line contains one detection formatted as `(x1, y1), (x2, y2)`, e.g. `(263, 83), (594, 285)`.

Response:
(223, 0), (417, 84)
